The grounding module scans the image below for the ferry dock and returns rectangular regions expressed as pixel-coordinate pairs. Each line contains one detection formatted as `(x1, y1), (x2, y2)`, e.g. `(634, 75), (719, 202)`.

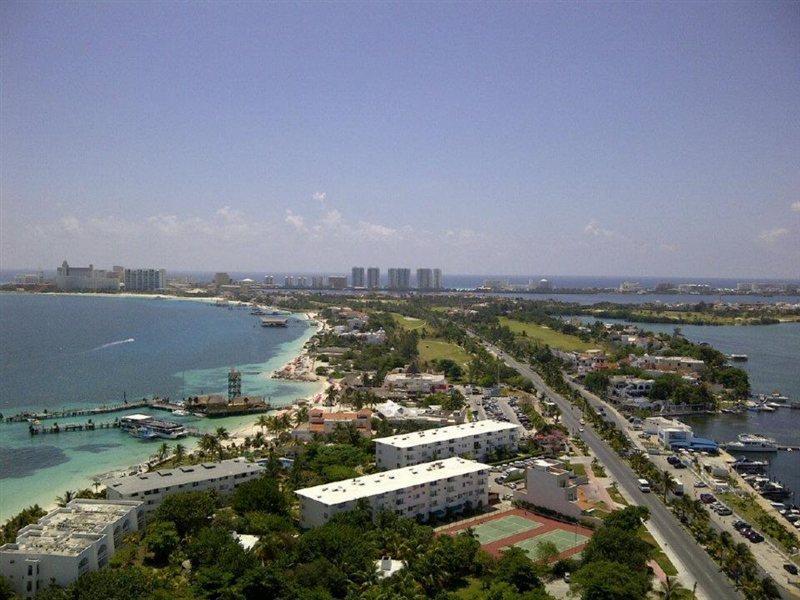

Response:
(3, 399), (152, 423)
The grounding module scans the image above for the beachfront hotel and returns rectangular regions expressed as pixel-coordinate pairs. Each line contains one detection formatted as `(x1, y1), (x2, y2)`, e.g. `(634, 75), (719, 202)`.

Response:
(105, 459), (264, 514)
(0, 499), (143, 598)
(374, 420), (522, 470)
(295, 457), (490, 528)
(55, 261), (120, 292)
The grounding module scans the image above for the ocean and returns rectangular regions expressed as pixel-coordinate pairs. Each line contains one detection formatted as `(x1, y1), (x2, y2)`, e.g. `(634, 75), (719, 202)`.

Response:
(0, 293), (322, 519)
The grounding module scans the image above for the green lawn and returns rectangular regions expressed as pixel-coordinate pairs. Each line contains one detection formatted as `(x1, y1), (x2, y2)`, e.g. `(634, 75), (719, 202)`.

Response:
(390, 313), (427, 331)
(418, 338), (473, 366)
(498, 317), (597, 352)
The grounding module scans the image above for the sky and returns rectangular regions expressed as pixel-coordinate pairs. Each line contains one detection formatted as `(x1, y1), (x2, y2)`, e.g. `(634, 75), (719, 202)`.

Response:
(1, 2), (799, 278)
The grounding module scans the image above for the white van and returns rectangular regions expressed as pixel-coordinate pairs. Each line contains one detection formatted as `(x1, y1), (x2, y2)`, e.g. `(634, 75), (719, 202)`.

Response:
(637, 478), (651, 493)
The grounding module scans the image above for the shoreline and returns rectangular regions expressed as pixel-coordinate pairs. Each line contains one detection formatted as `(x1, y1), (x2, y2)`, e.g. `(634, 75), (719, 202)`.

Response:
(0, 300), (325, 521)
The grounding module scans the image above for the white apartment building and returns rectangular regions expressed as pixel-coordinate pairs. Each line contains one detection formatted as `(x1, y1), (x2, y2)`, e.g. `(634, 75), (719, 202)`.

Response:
(515, 459), (583, 519)
(105, 459), (264, 514)
(296, 457), (490, 528)
(123, 268), (166, 291)
(374, 420), (522, 469)
(367, 267), (380, 290)
(55, 261), (120, 292)
(0, 499), (143, 598)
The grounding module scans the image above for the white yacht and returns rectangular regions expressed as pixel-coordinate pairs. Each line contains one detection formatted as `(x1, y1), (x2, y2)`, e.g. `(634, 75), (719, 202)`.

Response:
(724, 434), (778, 453)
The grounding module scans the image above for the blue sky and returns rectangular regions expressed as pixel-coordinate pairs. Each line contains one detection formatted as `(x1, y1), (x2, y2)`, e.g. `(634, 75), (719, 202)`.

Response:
(2, 2), (798, 277)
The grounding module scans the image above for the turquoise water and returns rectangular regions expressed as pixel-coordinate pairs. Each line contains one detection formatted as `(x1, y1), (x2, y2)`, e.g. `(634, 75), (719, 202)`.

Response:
(0, 294), (322, 519)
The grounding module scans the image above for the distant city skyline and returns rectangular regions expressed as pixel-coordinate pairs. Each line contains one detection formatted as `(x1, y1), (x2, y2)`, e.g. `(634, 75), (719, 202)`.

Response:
(2, 3), (798, 278)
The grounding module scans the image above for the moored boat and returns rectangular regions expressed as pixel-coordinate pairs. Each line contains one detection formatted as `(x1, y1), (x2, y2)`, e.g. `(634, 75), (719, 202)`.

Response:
(723, 434), (778, 453)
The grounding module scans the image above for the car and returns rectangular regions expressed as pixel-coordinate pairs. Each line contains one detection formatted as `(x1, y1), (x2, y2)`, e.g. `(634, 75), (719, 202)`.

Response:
(667, 455), (680, 465)
(733, 520), (751, 531)
(784, 563), (799, 576)
(716, 506), (733, 516)
(700, 493), (716, 504)
(563, 572), (571, 583)
(693, 481), (707, 488)
(746, 531), (764, 543)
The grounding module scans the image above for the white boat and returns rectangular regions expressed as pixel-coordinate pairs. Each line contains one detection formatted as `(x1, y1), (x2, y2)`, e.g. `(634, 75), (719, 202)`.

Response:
(724, 434), (778, 453)
(728, 354), (748, 362)
(172, 409), (191, 417)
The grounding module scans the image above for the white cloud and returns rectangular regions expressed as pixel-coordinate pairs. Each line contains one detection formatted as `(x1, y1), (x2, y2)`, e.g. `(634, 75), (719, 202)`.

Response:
(583, 220), (615, 238)
(791, 201), (800, 212)
(284, 209), (305, 230)
(60, 216), (82, 234)
(358, 221), (400, 240)
(758, 227), (789, 243)
(312, 191), (327, 203)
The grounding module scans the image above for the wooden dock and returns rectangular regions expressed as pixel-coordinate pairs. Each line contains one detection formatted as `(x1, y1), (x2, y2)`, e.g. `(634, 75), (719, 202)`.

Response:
(4, 400), (151, 423)
(29, 420), (120, 435)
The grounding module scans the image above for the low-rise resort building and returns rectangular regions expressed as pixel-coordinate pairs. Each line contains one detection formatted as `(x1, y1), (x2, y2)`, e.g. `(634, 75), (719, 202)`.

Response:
(105, 459), (264, 514)
(374, 419), (522, 469)
(0, 499), (143, 598)
(295, 457), (490, 528)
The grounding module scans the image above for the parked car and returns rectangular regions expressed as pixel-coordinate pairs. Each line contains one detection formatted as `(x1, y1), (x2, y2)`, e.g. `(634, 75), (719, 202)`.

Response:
(746, 531), (764, 543)
(733, 520), (751, 531)
(693, 481), (707, 488)
(784, 563), (799, 576)
(700, 493), (716, 504)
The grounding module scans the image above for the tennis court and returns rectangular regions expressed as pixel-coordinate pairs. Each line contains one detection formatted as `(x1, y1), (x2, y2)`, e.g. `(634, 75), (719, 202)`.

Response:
(471, 515), (542, 544)
(512, 528), (589, 557)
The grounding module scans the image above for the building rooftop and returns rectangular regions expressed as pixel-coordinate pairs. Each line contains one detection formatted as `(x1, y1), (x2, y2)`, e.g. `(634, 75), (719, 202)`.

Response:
(106, 459), (263, 496)
(374, 419), (521, 449)
(295, 457), (489, 505)
(0, 499), (141, 557)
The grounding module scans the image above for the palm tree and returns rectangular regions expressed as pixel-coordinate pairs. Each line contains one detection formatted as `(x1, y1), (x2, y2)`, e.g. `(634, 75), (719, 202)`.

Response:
(198, 433), (219, 458)
(325, 385), (337, 406)
(655, 576), (690, 599)
(278, 413), (291, 430)
(215, 427), (229, 441)
(56, 490), (76, 507)
(253, 431), (266, 448)
(294, 406), (308, 425)
(157, 442), (170, 462)
(662, 469), (673, 502)
(256, 414), (270, 433)
(173, 443), (186, 463)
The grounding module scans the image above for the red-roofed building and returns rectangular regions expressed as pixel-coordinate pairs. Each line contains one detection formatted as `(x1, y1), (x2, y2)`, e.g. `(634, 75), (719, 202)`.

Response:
(292, 409), (373, 440)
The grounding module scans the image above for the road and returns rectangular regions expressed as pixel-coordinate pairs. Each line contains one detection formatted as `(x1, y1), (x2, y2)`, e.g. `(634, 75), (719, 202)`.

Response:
(474, 335), (742, 600)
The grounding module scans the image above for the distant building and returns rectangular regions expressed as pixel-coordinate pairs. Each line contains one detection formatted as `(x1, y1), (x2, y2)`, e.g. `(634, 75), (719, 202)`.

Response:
(416, 268), (433, 290)
(388, 268), (411, 290)
(213, 272), (231, 287)
(538, 278), (552, 290)
(384, 372), (448, 394)
(367, 267), (381, 290)
(55, 261), (120, 292)
(264, 275), (275, 287)
(296, 276), (307, 288)
(295, 457), (490, 528)
(677, 283), (712, 294)
(328, 276), (347, 290)
(374, 420), (522, 469)
(0, 499), (144, 598)
(105, 459), (264, 514)
(618, 281), (642, 293)
(433, 268), (442, 290)
(311, 275), (325, 289)
(284, 275), (294, 288)
(351, 267), (365, 288)
(123, 268), (166, 291)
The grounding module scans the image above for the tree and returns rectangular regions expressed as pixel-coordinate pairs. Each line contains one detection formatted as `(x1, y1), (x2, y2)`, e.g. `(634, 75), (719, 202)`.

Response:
(143, 520), (180, 566)
(256, 414), (270, 433)
(533, 540), (560, 565)
(572, 559), (652, 600)
(56, 490), (75, 507)
(173, 443), (186, 462)
(655, 576), (690, 599)
(154, 491), (216, 536)
(70, 566), (157, 600)
(232, 476), (288, 515)
(493, 546), (542, 592)
(215, 426), (229, 441)
(156, 442), (170, 462)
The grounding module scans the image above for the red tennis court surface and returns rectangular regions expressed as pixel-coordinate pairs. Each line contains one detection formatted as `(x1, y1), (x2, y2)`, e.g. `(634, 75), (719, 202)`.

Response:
(439, 508), (593, 561)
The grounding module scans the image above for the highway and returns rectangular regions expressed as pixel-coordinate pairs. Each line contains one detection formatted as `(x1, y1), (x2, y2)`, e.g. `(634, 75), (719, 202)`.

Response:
(475, 335), (742, 600)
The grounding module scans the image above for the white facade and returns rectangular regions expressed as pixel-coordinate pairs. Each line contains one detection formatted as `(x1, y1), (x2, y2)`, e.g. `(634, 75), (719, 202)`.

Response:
(515, 459), (582, 519)
(643, 417), (694, 448)
(0, 499), (143, 598)
(55, 261), (120, 292)
(123, 268), (166, 291)
(374, 420), (522, 469)
(105, 459), (264, 514)
(296, 457), (490, 528)
(387, 268), (411, 290)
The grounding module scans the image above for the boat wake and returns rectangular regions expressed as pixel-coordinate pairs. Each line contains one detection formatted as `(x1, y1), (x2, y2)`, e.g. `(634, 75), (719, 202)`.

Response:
(92, 338), (135, 351)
